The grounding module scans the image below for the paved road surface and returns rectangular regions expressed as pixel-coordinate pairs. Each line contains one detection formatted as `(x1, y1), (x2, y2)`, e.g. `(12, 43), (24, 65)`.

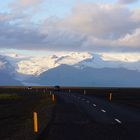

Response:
(37, 92), (140, 140)
(64, 93), (140, 124)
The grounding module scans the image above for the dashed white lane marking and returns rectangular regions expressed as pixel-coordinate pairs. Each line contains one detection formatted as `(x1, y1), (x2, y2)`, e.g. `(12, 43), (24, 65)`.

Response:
(93, 104), (96, 107)
(115, 119), (122, 124)
(101, 109), (106, 113)
(82, 98), (85, 101)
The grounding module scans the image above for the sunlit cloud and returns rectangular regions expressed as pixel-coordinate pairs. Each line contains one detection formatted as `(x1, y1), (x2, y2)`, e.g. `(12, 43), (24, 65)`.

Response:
(0, 1), (140, 52)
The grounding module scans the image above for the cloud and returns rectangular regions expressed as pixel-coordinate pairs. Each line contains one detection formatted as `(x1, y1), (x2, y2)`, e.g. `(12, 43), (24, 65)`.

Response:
(0, 61), (5, 69)
(0, 13), (24, 22)
(41, 3), (140, 52)
(9, 0), (44, 12)
(0, 2), (140, 52)
(8, 0), (46, 26)
(118, 28), (140, 47)
(0, 13), (86, 51)
(118, 0), (138, 4)
(58, 3), (140, 39)
(42, 29), (87, 51)
(0, 15), (46, 50)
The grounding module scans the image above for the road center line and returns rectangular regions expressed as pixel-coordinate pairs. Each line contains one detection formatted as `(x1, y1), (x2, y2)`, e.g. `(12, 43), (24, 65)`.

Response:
(101, 109), (106, 113)
(115, 119), (122, 124)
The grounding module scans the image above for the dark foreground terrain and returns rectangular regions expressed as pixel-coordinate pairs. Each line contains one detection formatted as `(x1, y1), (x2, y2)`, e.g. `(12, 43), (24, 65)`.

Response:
(0, 87), (140, 140)
(0, 92), (54, 140)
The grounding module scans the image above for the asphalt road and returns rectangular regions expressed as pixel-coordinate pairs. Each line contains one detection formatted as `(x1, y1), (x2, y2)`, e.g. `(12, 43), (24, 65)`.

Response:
(61, 93), (140, 124)
(38, 92), (140, 140)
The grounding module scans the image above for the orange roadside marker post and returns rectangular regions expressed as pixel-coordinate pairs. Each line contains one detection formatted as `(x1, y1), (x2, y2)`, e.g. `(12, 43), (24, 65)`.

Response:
(52, 94), (55, 102)
(33, 112), (38, 133)
(84, 90), (86, 95)
(109, 93), (112, 101)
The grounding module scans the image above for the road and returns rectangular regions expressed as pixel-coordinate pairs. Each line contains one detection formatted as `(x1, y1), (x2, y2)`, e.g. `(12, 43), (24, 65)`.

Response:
(62, 93), (140, 124)
(37, 92), (140, 140)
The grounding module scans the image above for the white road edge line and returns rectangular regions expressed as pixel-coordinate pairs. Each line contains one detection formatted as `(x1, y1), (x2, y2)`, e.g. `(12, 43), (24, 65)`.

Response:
(115, 119), (122, 124)
(101, 109), (106, 113)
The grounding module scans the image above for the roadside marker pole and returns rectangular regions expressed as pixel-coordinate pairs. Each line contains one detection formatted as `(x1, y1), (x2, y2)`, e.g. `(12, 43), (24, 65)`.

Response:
(84, 90), (86, 95)
(50, 91), (52, 95)
(69, 89), (71, 93)
(109, 93), (112, 101)
(52, 94), (55, 102)
(33, 112), (38, 133)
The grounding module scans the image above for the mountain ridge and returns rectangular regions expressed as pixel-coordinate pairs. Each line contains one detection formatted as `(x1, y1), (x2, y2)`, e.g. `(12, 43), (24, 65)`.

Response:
(0, 52), (140, 86)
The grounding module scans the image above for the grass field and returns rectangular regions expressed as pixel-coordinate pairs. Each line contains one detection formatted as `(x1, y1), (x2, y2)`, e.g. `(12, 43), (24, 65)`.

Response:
(0, 93), (20, 99)
(0, 92), (54, 140)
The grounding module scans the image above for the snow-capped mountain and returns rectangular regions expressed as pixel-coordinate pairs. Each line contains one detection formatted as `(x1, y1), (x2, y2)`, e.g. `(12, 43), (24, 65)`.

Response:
(0, 56), (22, 85)
(3, 52), (140, 76)
(77, 53), (140, 72)
(0, 52), (140, 87)
(16, 52), (93, 75)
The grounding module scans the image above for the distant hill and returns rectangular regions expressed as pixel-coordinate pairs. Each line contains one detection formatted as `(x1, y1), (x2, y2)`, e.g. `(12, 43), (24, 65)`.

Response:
(0, 56), (22, 86)
(27, 64), (140, 87)
(0, 52), (140, 87)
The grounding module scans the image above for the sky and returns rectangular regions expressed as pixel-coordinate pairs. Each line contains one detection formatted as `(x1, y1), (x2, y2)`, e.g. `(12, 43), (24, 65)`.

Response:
(0, 0), (140, 55)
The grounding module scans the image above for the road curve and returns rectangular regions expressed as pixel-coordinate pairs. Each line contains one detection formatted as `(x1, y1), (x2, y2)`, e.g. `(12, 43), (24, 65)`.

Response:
(37, 92), (140, 140)
(60, 93), (140, 124)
